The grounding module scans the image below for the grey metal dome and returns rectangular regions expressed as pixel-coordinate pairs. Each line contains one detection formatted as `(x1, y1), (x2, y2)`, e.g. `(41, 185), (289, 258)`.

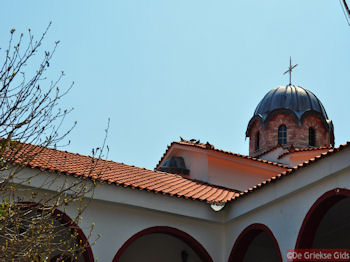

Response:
(255, 85), (329, 119)
(246, 85), (334, 138)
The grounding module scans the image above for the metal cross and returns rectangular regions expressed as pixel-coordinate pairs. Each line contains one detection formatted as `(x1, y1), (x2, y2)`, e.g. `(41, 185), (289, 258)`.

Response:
(283, 57), (298, 86)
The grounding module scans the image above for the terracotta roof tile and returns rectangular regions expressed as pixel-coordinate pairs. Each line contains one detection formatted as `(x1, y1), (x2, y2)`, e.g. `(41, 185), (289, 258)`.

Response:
(278, 146), (332, 159)
(206, 189), (225, 202)
(230, 142), (350, 201)
(10, 139), (337, 205)
(178, 184), (202, 196)
(191, 186), (215, 200)
(5, 142), (239, 204)
(253, 144), (282, 158)
(183, 184), (208, 198)
(156, 139), (289, 170)
(213, 190), (229, 202)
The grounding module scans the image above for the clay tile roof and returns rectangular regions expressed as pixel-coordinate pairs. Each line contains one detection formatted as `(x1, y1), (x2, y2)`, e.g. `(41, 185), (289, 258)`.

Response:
(6, 142), (240, 204)
(277, 146), (332, 159)
(253, 144), (282, 158)
(156, 139), (289, 170)
(230, 142), (350, 201)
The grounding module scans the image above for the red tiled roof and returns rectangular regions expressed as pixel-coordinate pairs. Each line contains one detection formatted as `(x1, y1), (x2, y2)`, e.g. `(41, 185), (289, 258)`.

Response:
(8, 143), (240, 204)
(278, 146), (332, 159)
(8, 140), (344, 206)
(253, 144), (283, 158)
(156, 139), (289, 169)
(231, 142), (350, 201)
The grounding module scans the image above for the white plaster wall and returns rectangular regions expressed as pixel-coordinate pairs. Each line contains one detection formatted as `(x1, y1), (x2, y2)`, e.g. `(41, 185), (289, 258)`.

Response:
(163, 145), (284, 189)
(80, 154), (350, 262)
(79, 199), (224, 262)
(174, 148), (209, 182)
(223, 148), (350, 262)
(6, 167), (224, 261)
(118, 233), (202, 262)
(207, 156), (278, 190)
(8, 145), (350, 262)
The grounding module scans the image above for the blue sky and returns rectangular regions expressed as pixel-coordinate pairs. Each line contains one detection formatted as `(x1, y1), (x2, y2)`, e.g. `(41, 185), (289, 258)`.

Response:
(1, 1), (349, 169)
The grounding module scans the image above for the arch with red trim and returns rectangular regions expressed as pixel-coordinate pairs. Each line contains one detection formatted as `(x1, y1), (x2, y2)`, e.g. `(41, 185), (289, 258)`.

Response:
(112, 226), (213, 262)
(53, 208), (95, 261)
(17, 202), (94, 261)
(228, 223), (282, 262)
(295, 188), (350, 248)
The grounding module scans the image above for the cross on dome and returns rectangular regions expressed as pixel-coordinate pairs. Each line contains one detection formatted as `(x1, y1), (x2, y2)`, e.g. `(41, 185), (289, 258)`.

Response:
(283, 57), (298, 86)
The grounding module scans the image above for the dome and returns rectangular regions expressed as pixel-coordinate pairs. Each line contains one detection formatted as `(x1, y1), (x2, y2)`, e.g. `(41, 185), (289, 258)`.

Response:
(246, 85), (333, 137)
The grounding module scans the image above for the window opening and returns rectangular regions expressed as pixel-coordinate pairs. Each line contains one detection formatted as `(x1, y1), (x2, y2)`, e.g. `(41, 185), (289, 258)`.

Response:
(255, 131), (260, 151)
(278, 125), (287, 145)
(309, 127), (316, 146)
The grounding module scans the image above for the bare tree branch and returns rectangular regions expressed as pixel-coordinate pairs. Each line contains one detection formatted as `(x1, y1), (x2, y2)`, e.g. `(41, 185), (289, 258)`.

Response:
(0, 24), (105, 261)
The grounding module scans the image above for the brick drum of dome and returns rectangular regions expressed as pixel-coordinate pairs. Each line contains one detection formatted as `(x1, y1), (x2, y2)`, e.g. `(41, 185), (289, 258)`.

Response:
(246, 85), (334, 157)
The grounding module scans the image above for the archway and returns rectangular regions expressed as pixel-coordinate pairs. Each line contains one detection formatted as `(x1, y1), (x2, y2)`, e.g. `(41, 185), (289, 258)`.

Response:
(113, 226), (213, 262)
(0, 202), (94, 261)
(296, 188), (350, 249)
(53, 209), (94, 261)
(228, 223), (282, 262)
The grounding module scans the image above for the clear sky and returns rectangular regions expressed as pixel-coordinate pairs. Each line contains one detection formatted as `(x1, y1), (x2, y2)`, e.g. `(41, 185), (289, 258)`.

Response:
(1, 1), (349, 170)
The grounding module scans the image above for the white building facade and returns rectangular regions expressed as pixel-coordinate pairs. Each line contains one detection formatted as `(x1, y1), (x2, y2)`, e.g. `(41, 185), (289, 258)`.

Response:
(13, 85), (350, 261)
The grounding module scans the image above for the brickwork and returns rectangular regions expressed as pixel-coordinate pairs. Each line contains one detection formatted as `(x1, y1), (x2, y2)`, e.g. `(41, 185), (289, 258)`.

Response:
(249, 113), (331, 156)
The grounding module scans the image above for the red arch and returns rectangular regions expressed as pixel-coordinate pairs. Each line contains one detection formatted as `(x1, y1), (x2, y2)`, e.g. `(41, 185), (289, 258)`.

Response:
(228, 223), (282, 262)
(295, 188), (350, 248)
(112, 226), (213, 262)
(54, 209), (94, 261)
(18, 202), (94, 261)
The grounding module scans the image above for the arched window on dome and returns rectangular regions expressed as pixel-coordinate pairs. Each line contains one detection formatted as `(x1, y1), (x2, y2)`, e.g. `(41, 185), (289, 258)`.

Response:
(309, 127), (316, 146)
(255, 131), (260, 151)
(278, 125), (287, 145)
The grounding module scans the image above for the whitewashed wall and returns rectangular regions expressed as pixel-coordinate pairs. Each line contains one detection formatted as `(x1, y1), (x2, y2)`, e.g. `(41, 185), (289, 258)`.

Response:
(224, 146), (350, 261)
(13, 145), (350, 262)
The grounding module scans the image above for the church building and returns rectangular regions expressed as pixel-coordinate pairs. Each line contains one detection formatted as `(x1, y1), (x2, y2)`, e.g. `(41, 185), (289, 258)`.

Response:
(13, 77), (350, 261)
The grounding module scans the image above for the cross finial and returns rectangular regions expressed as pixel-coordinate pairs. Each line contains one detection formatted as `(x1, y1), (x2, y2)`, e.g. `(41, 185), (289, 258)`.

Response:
(283, 57), (298, 86)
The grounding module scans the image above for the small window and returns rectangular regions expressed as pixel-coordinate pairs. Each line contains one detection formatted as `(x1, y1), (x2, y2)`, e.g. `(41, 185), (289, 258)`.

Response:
(278, 125), (287, 145)
(309, 127), (316, 146)
(255, 131), (260, 151)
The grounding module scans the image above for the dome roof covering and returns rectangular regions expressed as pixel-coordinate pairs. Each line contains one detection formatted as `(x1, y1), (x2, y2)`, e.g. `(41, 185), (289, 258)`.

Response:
(254, 85), (328, 119)
(246, 85), (333, 136)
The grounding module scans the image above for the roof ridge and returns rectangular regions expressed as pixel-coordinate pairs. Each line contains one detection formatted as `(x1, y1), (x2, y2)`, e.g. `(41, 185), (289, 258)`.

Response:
(5, 140), (241, 204)
(278, 146), (332, 159)
(254, 144), (282, 158)
(156, 140), (288, 169)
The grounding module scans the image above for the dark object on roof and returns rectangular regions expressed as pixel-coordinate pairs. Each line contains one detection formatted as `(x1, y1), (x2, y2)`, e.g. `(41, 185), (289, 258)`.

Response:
(246, 85), (334, 144)
(157, 156), (190, 175)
